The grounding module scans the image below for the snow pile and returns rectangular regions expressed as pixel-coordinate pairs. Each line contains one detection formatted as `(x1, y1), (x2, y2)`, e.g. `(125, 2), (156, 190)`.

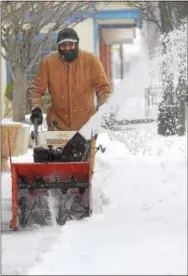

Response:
(1, 119), (23, 125)
(2, 123), (187, 275)
(25, 126), (187, 275)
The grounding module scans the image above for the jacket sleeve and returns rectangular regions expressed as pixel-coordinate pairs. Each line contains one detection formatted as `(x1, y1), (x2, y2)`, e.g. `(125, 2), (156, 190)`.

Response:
(27, 57), (49, 111)
(90, 54), (111, 107)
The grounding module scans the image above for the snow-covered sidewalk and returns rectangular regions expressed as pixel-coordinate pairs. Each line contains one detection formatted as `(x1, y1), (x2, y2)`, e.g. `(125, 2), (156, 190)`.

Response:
(2, 123), (187, 275)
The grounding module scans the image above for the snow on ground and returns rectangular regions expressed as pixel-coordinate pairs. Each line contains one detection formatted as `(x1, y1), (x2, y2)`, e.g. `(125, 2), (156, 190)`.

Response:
(2, 122), (187, 275)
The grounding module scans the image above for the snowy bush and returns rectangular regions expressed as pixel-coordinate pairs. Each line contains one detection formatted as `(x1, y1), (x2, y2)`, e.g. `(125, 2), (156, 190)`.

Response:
(149, 19), (187, 136)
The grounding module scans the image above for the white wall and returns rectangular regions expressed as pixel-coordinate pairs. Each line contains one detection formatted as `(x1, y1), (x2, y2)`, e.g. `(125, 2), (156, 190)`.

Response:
(41, 19), (95, 53)
(102, 28), (135, 45)
(96, 2), (133, 10)
(73, 18), (94, 52)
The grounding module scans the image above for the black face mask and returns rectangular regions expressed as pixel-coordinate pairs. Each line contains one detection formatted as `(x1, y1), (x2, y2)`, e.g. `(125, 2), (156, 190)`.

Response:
(59, 45), (78, 62)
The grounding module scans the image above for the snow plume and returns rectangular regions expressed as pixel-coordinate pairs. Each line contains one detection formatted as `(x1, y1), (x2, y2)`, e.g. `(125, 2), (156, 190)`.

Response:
(100, 31), (151, 122)
(101, 20), (187, 125)
(150, 19), (187, 95)
(47, 190), (58, 226)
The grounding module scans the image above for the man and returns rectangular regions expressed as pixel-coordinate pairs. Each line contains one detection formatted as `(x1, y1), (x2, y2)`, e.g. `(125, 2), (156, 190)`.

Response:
(28, 28), (111, 132)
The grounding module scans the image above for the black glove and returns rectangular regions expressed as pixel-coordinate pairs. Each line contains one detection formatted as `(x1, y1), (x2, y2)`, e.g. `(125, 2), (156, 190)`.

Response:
(30, 107), (43, 125)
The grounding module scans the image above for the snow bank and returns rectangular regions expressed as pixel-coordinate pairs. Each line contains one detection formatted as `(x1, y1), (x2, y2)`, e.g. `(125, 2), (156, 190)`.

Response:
(1, 119), (23, 125)
(25, 126), (187, 275)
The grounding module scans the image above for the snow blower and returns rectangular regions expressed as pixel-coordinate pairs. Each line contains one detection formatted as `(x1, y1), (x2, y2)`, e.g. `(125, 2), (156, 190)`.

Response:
(9, 120), (105, 231)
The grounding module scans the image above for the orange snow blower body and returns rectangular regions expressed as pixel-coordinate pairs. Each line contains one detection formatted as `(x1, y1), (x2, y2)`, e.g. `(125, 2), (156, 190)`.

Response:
(9, 121), (104, 231)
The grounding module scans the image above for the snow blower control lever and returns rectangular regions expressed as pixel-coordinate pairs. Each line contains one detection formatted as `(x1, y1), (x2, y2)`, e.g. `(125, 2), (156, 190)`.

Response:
(31, 118), (40, 146)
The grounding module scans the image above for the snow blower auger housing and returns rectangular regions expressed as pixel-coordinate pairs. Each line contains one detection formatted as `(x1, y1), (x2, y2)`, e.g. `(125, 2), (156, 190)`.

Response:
(10, 120), (105, 231)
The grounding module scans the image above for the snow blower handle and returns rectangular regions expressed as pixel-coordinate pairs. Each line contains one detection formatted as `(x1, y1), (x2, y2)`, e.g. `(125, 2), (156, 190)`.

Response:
(31, 118), (39, 146)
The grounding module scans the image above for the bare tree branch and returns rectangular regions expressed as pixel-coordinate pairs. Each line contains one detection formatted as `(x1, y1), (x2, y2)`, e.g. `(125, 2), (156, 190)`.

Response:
(128, 2), (163, 32)
(1, 51), (7, 61)
(1, 1), (96, 121)
(1, 1), (95, 72)
(128, 1), (187, 34)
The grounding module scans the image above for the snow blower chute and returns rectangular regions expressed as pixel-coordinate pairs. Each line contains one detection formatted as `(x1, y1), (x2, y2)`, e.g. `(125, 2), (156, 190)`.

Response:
(9, 120), (105, 230)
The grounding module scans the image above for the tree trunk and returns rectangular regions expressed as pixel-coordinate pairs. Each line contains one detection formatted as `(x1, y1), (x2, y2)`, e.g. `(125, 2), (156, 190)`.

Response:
(175, 75), (187, 135)
(157, 38), (177, 136)
(157, 2), (179, 136)
(176, 100), (186, 136)
(12, 67), (27, 122)
(159, 1), (174, 34)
